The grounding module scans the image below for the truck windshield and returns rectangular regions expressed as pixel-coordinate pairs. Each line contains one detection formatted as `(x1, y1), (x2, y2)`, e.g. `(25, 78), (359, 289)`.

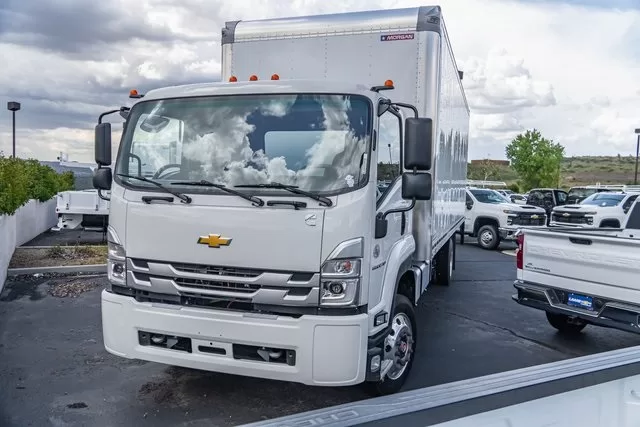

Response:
(115, 93), (372, 195)
(581, 193), (625, 207)
(470, 189), (509, 204)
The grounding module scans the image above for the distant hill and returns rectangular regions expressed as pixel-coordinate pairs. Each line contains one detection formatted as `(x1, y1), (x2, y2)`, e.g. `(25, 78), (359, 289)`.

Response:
(467, 155), (640, 190)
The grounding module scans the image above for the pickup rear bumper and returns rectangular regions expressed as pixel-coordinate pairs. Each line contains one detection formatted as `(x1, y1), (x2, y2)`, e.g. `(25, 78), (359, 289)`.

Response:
(512, 280), (640, 334)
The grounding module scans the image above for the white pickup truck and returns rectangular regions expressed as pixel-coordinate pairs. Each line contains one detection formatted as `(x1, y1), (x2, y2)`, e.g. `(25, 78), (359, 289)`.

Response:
(513, 197), (640, 335)
(550, 191), (639, 229)
(464, 188), (547, 250)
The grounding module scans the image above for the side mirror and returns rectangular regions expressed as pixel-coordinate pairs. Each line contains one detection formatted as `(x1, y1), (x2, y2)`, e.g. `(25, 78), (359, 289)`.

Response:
(95, 122), (112, 166)
(93, 167), (113, 191)
(404, 117), (433, 171)
(401, 172), (432, 200)
(466, 201), (473, 210)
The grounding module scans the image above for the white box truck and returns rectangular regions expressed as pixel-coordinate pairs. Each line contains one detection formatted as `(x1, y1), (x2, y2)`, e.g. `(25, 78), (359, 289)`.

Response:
(92, 5), (469, 395)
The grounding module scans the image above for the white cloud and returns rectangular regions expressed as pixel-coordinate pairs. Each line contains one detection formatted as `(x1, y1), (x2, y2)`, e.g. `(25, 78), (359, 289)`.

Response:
(0, 0), (639, 163)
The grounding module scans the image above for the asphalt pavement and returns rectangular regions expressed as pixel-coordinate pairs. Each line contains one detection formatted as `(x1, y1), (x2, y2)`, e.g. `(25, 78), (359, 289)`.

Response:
(1, 240), (639, 427)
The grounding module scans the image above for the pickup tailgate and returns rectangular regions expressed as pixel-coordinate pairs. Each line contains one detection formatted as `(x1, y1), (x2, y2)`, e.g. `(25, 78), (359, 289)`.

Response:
(521, 229), (640, 305)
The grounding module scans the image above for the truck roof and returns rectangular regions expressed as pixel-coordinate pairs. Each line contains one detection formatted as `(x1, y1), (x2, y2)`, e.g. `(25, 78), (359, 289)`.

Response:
(139, 79), (376, 102)
(223, 6), (444, 43)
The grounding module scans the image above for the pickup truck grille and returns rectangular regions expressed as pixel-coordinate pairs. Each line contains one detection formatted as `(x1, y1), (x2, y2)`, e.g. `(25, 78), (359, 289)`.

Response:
(123, 258), (320, 309)
(511, 213), (546, 226)
(552, 212), (589, 224)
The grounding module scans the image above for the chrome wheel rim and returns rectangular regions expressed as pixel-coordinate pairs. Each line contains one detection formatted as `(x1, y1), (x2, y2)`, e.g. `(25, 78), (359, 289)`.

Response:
(480, 230), (494, 246)
(382, 312), (414, 381)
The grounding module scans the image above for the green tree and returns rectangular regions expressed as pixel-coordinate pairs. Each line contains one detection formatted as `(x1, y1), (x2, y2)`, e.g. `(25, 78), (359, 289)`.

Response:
(505, 129), (565, 191)
(0, 154), (75, 216)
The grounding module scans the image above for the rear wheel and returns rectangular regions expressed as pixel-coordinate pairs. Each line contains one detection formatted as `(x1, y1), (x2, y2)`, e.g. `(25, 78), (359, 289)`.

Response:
(477, 224), (500, 250)
(545, 312), (587, 335)
(369, 294), (417, 396)
(435, 236), (454, 286)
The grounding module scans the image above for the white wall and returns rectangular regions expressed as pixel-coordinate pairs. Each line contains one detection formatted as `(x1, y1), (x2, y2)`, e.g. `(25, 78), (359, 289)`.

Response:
(0, 199), (57, 292)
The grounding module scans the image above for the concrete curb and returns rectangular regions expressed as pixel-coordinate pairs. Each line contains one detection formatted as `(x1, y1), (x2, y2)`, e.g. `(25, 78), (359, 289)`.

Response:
(7, 264), (107, 276)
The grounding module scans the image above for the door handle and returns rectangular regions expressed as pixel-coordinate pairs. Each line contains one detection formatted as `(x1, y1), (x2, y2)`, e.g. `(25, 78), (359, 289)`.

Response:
(569, 237), (592, 245)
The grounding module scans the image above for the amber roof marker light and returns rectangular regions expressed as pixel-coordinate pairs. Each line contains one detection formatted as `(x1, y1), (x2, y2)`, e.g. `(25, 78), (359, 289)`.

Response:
(370, 79), (395, 92)
(129, 89), (144, 99)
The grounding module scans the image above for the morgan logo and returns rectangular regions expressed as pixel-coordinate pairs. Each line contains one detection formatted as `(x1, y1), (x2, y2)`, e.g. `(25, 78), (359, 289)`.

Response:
(380, 33), (415, 41)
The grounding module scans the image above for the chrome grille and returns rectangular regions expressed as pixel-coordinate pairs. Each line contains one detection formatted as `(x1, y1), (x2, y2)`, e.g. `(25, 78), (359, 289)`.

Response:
(125, 258), (320, 308)
(174, 278), (259, 293)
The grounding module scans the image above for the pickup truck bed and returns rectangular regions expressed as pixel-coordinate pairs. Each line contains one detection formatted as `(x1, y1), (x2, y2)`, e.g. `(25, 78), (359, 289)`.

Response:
(513, 224), (640, 335)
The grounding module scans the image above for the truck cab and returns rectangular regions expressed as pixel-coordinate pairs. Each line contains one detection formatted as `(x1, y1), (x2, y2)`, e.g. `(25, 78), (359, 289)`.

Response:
(464, 188), (546, 250)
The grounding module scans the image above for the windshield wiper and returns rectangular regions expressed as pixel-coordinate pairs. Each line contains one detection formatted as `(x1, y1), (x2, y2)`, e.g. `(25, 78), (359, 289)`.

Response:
(171, 180), (264, 207)
(234, 182), (333, 207)
(116, 173), (192, 204)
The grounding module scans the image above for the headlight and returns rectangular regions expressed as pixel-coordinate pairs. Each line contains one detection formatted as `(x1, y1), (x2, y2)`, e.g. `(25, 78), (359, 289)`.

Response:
(320, 258), (361, 307)
(502, 209), (518, 214)
(107, 241), (126, 285)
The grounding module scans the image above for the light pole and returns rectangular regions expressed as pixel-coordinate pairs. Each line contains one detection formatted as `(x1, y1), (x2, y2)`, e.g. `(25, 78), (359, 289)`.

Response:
(7, 101), (21, 158)
(635, 128), (640, 185)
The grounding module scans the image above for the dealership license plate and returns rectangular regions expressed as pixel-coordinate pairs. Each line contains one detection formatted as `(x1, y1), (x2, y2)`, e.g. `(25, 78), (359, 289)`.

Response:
(567, 293), (593, 311)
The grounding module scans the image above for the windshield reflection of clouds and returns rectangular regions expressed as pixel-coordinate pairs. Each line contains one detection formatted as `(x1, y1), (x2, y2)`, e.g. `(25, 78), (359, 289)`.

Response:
(122, 94), (371, 193)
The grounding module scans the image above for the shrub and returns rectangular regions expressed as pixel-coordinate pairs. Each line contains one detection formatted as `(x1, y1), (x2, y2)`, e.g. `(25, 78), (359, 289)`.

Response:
(507, 183), (520, 193)
(0, 154), (75, 216)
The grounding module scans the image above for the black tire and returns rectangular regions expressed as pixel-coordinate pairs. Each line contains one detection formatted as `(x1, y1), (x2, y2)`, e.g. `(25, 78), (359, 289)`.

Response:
(435, 237), (454, 286)
(545, 312), (587, 335)
(477, 224), (500, 250)
(459, 224), (465, 245)
(368, 294), (417, 396)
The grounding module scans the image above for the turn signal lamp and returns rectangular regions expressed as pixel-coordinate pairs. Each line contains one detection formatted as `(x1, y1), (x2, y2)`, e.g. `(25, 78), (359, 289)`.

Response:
(249, 75), (258, 81)
(271, 74), (280, 80)
(384, 79), (394, 87)
(229, 75), (238, 82)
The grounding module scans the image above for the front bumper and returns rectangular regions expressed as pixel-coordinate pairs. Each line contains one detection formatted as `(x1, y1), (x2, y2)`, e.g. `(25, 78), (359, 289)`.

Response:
(512, 280), (640, 334)
(101, 290), (369, 386)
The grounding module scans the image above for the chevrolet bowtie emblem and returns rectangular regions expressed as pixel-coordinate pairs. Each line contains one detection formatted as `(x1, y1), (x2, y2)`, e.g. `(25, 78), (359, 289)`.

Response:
(197, 234), (232, 248)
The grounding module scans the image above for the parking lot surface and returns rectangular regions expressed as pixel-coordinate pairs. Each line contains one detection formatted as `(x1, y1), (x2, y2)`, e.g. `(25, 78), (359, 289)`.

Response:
(1, 241), (639, 426)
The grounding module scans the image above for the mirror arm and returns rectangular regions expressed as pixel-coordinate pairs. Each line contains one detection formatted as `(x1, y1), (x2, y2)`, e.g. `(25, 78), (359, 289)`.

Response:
(391, 102), (419, 118)
(98, 189), (111, 201)
(380, 198), (416, 220)
(99, 107), (130, 124)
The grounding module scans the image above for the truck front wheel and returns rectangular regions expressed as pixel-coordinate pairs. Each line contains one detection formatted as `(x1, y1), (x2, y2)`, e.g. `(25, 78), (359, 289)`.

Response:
(370, 294), (417, 396)
(477, 224), (500, 250)
(545, 312), (587, 335)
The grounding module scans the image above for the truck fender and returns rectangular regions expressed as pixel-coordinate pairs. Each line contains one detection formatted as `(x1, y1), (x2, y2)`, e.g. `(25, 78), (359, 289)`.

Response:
(368, 233), (415, 337)
(473, 216), (501, 233)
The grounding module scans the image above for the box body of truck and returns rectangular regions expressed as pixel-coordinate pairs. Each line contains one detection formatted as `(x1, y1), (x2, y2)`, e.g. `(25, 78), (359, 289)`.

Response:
(95, 5), (469, 393)
(221, 6), (470, 265)
(513, 200), (640, 334)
